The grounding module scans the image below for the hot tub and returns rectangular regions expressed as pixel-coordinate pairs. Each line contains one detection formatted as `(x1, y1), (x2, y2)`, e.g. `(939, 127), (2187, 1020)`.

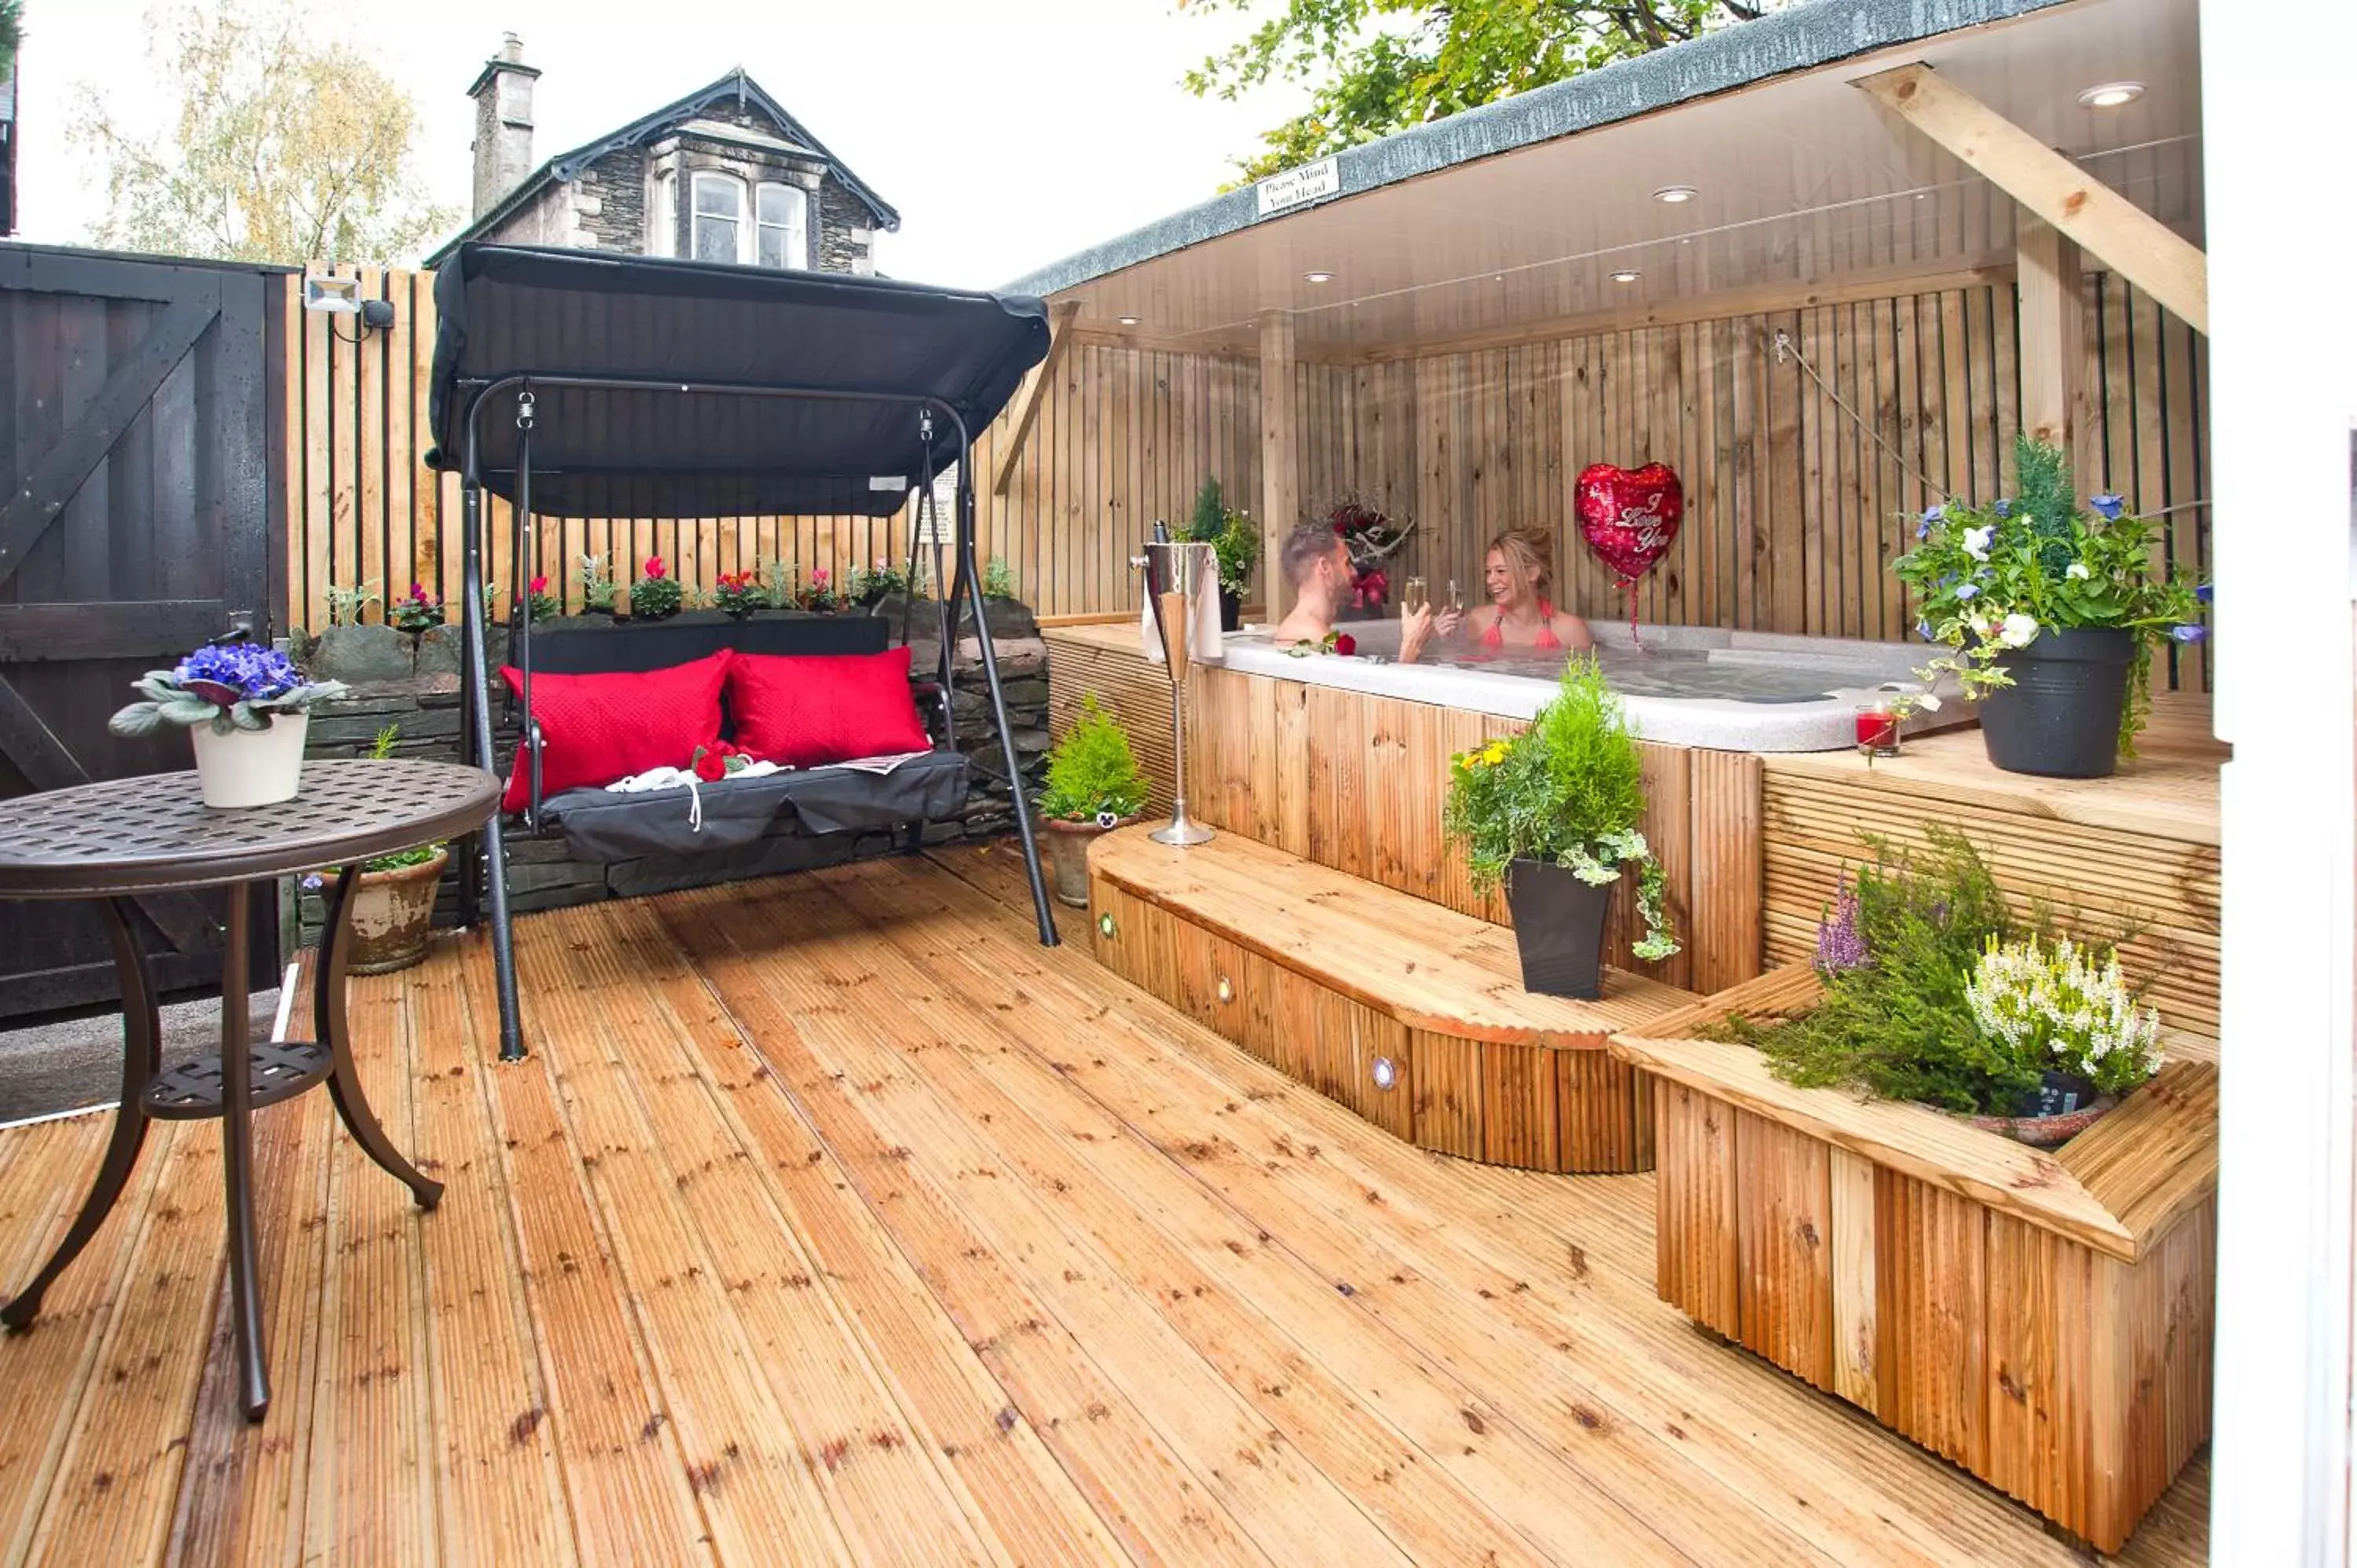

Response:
(1209, 617), (1970, 752)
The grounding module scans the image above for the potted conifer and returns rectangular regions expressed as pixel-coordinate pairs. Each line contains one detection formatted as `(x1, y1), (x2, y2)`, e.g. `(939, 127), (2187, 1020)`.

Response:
(1036, 695), (1150, 907)
(1442, 656), (1677, 997)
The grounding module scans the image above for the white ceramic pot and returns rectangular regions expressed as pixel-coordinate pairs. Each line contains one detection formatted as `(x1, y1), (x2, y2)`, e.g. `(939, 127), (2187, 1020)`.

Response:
(189, 712), (310, 808)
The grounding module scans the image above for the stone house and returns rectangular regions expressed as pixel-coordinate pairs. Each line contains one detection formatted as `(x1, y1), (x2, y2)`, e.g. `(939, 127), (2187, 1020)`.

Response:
(426, 35), (899, 273)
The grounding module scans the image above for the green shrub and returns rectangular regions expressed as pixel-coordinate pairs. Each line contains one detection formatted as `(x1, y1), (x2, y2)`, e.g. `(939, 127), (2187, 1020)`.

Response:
(1442, 655), (1676, 960)
(361, 725), (442, 872)
(1037, 696), (1149, 824)
(1186, 476), (1225, 541)
(1212, 511), (1261, 596)
(982, 557), (1018, 600)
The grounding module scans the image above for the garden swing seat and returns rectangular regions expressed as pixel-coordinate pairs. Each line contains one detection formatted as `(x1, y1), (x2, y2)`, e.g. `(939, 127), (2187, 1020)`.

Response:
(424, 244), (1061, 1061)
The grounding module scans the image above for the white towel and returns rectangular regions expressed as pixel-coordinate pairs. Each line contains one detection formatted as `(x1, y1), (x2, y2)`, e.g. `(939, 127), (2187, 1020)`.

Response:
(603, 759), (783, 833)
(1139, 542), (1223, 667)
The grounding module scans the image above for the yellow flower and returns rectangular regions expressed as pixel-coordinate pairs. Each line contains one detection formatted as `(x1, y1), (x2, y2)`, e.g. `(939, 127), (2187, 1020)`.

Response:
(1481, 741), (1509, 766)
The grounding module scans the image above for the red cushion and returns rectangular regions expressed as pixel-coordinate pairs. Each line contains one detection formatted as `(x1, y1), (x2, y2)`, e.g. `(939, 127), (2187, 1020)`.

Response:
(499, 650), (731, 812)
(727, 647), (929, 768)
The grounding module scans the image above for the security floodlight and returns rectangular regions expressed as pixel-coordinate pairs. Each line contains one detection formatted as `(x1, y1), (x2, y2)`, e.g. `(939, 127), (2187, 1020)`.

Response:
(304, 275), (361, 314)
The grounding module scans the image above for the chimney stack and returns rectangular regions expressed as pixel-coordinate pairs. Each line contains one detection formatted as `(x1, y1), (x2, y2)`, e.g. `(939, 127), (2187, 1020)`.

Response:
(467, 33), (540, 219)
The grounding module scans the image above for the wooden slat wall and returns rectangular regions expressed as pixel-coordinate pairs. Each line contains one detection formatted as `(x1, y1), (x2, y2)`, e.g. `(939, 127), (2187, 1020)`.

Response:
(282, 265), (915, 631)
(982, 275), (2204, 650)
(283, 266), (2207, 658)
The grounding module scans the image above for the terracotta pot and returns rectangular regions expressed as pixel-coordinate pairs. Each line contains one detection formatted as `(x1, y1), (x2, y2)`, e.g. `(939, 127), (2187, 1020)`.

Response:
(1958, 1093), (2120, 1148)
(1041, 816), (1131, 907)
(321, 848), (449, 975)
(189, 712), (309, 808)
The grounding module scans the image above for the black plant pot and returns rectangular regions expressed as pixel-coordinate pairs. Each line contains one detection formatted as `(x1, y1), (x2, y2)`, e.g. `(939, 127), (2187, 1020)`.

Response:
(1502, 858), (1615, 999)
(1978, 628), (2135, 779)
(1219, 587), (1242, 632)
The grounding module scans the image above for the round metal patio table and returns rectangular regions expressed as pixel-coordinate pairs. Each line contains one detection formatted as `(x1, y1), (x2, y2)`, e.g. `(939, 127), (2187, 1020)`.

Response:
(0, 759), (500, 1420)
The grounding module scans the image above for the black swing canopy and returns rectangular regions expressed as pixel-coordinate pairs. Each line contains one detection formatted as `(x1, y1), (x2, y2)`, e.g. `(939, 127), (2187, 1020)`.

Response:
(425, 244), (1062, 1061)
(426, 244), (1053, 518)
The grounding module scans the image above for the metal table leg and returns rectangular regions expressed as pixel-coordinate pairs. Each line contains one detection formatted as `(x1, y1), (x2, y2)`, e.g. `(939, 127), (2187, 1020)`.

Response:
(0, 899), (160, 1330)
(217, 884), (271, 1419)
(314, 863), (443, 1210)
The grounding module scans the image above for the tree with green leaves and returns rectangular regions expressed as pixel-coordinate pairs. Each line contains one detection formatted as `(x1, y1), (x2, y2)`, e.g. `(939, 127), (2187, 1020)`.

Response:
(71, 0), (453, 265)
(1182, 0), (1780, 182)
(1, 0), (23, 82)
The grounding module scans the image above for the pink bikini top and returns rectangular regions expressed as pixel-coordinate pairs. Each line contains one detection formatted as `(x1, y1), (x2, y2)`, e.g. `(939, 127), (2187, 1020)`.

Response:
(1479, 600), (1566, 652)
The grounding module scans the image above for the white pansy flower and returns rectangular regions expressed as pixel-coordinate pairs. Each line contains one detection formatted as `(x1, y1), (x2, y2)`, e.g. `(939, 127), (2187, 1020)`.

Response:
(2066, 562), (2091, 581)
(1962, 524), (1995, 562)
(1999, 612), (2040, 648)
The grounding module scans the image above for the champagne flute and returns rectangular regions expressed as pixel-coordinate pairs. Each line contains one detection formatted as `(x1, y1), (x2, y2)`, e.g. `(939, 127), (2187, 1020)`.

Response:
(1402, 576), (1428, 615)
(1446, 580), (1463, 612)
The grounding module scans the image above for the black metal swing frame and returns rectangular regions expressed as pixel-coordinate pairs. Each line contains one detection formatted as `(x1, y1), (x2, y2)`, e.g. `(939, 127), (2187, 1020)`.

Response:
(449, 372), (1060, 1063)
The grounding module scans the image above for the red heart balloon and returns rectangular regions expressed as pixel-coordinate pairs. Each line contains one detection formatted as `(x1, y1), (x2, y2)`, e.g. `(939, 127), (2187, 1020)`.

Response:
(1575, 463), (1683, 586)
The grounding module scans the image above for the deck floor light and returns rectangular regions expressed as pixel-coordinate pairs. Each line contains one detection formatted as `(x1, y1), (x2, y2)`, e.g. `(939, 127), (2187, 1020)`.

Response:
(1651, 185), (1698, 203)
(2077, 81), (2146, 108)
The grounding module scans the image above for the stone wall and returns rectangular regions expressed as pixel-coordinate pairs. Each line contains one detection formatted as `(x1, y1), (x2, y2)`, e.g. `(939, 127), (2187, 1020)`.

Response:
(291, 600), (1050, 941)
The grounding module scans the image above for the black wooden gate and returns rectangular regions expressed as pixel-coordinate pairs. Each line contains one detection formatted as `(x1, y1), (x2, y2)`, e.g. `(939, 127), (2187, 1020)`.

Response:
(0, 246), (286, 1017)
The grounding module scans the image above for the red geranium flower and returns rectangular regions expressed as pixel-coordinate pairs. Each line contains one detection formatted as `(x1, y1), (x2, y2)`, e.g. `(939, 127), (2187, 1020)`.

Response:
(1333, 632), (1358, 657)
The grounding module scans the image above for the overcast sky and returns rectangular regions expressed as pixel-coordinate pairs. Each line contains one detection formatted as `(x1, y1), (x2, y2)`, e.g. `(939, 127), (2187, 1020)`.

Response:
(13, 0), (1311, 288)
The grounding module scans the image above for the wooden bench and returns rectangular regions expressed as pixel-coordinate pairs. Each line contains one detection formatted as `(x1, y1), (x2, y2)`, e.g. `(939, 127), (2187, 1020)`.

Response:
(1088, 828), (1697, 1172)
(1611, 965), (2218, 1554)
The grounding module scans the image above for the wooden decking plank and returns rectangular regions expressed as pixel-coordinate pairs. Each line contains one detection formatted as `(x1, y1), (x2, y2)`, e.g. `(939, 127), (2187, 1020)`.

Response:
(802, 868), (1699, 1566)
(165, 1082), (334, 1566)
(585, 898), (1127, 1567)
(405, 941), (577, 1566)
(23, 1117), (223, 1566)
(878, 856), (2094, 1567)
(453, 934), (717, 1568)
(0, 1114), (161, 1564)
(654, 896), (1285, 1568)
(674, 884), (1417, 1568)
(301, 970), (438, 1564)
(551, 905), (1000, 1568)
(515, 910), (856, 1566)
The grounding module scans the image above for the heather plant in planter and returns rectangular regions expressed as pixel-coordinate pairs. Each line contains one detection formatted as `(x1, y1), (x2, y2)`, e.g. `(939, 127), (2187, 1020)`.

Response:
(1893, 435), (2206, 777)
(1036, 695), (1149, 907)
(1442, 655), (1676, 997)
(109, 640), (349, 808)
(1722, 826), (2161, 1144)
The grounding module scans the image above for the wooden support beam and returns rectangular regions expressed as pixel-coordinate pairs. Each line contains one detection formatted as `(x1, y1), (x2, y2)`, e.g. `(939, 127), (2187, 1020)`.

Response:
(1258, 311), (1299, 616)
(989, 301), (1080, 496)
(1856, 64), (2207, 335)
(2015, 219), (2086, 460)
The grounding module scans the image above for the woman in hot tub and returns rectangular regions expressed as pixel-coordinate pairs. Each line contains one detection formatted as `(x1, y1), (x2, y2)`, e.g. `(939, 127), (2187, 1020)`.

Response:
(1435, 526), (1595, 655)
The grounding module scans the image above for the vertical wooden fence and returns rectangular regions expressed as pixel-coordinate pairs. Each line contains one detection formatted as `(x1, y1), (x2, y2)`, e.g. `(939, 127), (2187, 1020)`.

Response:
(280, 262), (2209, 694)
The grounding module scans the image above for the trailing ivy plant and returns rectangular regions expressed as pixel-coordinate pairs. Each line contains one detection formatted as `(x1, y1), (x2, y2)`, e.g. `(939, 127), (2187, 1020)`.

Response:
(1442, 655), (1677, 961)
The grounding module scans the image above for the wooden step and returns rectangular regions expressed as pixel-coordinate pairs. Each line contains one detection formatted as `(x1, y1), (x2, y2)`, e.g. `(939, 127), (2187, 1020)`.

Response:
(1087, 828), (1699, 1174)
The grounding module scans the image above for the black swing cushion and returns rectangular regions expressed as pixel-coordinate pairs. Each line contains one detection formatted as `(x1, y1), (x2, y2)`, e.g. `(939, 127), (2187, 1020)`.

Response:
(537, 749), (970, 860)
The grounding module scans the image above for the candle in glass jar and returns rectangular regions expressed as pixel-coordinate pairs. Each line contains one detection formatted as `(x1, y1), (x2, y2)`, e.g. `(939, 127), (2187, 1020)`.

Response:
(1854, 704), (1900, 757)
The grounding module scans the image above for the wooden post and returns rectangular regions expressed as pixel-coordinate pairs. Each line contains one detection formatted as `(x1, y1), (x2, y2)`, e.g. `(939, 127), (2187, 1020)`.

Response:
(1259, 310), (1299, 616)
(2015, 218), (2085, 471)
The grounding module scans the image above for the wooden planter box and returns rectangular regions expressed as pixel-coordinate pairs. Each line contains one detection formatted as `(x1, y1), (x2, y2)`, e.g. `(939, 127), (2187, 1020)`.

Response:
(1611, 965), (2217, 1554)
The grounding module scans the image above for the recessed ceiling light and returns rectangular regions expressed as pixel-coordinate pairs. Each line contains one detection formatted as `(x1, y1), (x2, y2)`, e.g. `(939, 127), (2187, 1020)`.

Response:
(1652, 185), (1699, 204)
(2077, 81), (2145, 109)
(1609, 269), (1641, 284)
(1116, 315), (1141, 326)
(1303, 270), (1335, 283)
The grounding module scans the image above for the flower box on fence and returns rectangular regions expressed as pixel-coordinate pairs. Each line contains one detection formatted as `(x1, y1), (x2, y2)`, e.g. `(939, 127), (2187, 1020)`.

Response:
(1608, 964), (2216, 1555)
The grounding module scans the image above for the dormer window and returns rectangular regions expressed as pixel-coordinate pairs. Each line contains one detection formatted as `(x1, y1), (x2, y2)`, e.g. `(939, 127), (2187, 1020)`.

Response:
(684, 170), (808, 269)
(756, 182), (808, 270)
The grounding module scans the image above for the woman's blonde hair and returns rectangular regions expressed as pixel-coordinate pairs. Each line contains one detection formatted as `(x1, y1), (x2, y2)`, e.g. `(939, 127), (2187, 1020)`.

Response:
(1487, 526), (1556, 603)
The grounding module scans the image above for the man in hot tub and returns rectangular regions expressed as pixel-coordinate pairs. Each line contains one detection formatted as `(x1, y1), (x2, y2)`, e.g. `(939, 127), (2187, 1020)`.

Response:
(1269, 520), (1436, 663)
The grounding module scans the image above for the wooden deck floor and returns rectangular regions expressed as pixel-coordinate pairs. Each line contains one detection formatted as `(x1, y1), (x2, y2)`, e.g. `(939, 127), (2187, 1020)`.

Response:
(0, 848), (2209, 1564)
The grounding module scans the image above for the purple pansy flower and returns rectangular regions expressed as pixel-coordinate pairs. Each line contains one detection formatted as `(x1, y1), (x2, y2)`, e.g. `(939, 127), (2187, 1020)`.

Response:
(1915, 617), (1933, 639)
(1955, 583), (1979, 601)
(2089, 493), (2126, 522)
(1992, 499), (2014, 518)
(2195, 583), (2212, 604)
(2171, 624), (2207, 643)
